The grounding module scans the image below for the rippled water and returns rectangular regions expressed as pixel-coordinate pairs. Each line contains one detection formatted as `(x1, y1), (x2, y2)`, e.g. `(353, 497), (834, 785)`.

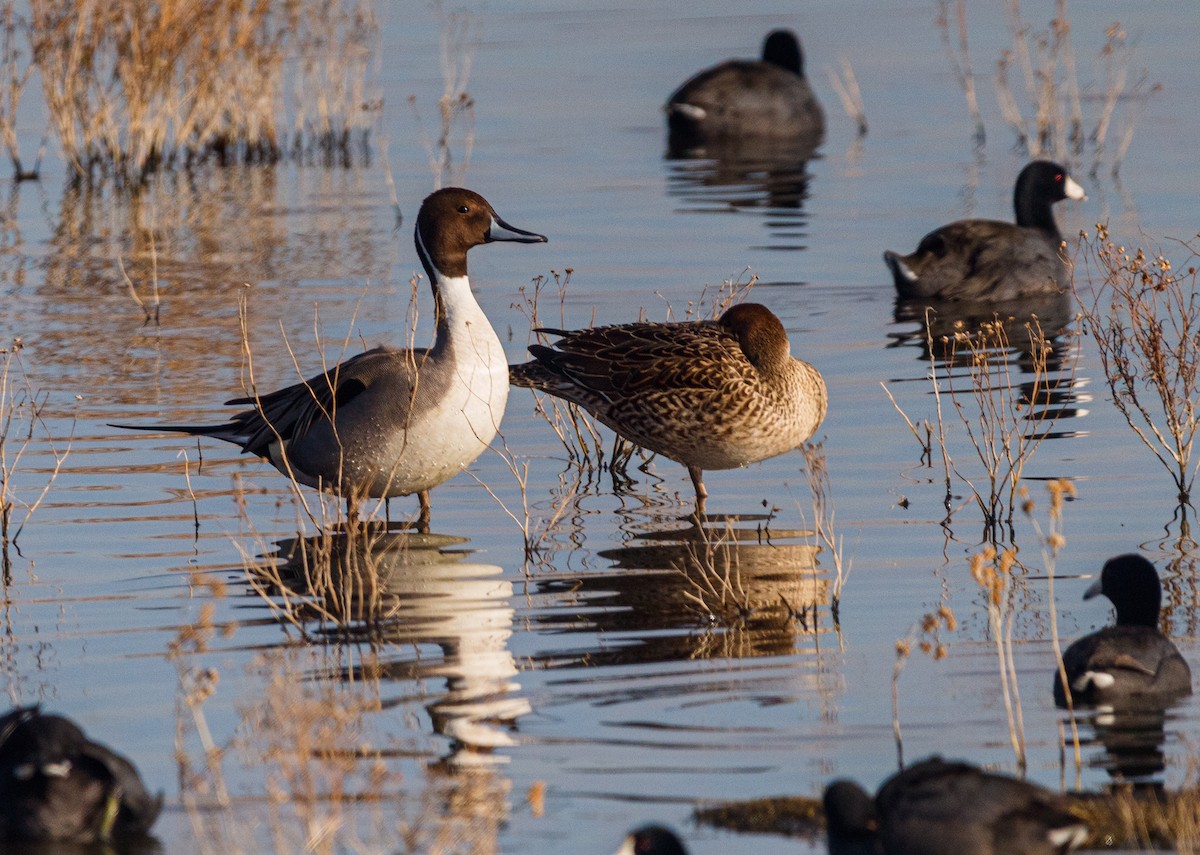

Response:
(3, 1), (1200, 853)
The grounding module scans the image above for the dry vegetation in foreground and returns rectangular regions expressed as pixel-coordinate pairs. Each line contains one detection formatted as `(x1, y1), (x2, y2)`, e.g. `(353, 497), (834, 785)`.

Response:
(0, 0), (379, 183)
(698, 483), (1200, 851)
(171, 590), (410, 855)
(1075, 228), (1200, 531)
(886, 311), (1072, 543)
(937, 0), (1155, 175)
(0, 338), (74, 581)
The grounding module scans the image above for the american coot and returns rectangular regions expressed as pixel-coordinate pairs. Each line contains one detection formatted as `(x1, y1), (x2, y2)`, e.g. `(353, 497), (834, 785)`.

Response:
(614, 824), (688, 855)
(114, 188), (546, 531)
(0, 706), (162, 843)
(665, 29), (825, 150)
(824, 779), (883, 855)
(824, 757), (1087, 855)
(510, 303), (827, 520)
(883, 161), (1086, 301)
(1054, 553), (1193, 707)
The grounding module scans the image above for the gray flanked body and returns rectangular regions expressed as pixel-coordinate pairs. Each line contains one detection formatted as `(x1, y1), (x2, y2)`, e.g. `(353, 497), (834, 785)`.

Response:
(116, 188), (546, 526)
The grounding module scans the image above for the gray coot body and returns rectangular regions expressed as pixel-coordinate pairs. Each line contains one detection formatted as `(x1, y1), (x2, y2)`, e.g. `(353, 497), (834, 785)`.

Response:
(884, 161), (1086, 301)
(824, 779), (883, 855)
(614, 824), (688, 855)
(0, 707), (161, 843)
(824, 757), (1087, 855)
(1054, 554), (1193, 707)
(665, 29), (825, 149)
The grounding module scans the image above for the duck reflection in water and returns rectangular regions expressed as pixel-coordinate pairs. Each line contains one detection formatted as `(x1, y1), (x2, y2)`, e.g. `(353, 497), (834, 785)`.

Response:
(530, 516), (835, 668)
(259, 528), (531, 766)
(249, 528), (531, 854)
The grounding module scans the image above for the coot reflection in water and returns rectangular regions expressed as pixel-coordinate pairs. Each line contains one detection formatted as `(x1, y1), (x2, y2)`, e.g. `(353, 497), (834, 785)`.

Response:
(665, 135), (821, 252)
(1074, 704), (1184, 785)
(887, 292), (1089, 435)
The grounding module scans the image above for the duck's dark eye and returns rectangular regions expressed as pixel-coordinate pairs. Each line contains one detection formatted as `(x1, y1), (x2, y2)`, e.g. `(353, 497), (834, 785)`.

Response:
(1055, 174), (1063, 182)
(457, 205), (470, 213)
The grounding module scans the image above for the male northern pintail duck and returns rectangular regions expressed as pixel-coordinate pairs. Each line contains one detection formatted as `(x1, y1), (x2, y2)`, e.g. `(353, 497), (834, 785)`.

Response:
(116, 188), (546, 529)
(1054, 553), (1192, 707)
(665, 29), (825, 149)
(884, 160), (1086, 301)
(824, 757), (1088, 855)
(614, 825), (688, 855)
(509, 302), (826, 520)
(0, 706), (162, 843)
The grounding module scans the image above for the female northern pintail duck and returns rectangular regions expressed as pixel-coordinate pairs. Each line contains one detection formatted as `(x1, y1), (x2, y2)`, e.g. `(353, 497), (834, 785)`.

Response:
(0, 706), (161, 843)
(884, 160), (1086, 301)
(665, 29), (825, 149)
(1054, 554), (1192, 707)
(824, 757), (1087, 855)
(117, 188), (546, 529)
(614, 825), (688, 855)
(510, 302), (826, 520)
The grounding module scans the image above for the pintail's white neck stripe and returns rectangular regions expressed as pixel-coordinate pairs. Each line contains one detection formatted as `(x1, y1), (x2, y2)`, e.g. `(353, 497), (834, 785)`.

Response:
(414, 220), (443, 285)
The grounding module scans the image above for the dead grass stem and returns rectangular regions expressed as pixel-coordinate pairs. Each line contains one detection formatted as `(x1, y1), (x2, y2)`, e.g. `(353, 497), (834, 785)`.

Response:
(936, 0), (985, 145)
(1021, 478), (1082, 779)
(824, 57), (868, 137)
(1074, 227), (1200, 530)
(0, 338), (75, 580)
(800, 441), (851, 623)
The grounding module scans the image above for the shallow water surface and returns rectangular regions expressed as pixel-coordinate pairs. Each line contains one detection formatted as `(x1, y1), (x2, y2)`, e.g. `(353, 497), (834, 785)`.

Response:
(3, 2), (1200, 853)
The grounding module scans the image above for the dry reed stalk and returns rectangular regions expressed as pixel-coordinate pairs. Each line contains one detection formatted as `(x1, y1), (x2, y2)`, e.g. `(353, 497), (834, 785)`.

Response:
(1074, 228), (1200, 525)
(936, 0), (985, 145)
(883, 309), (1065, 540)
(824, 57), (868, 137)
(800, 440), (851, 623)
(942, 315), (1065, 540)
(0, 338), (75, 580)
(245, 647), (393, 855)
(512, 270), (608, 470)
(1020, 479), (1082, 778)
(411, 5), (476, 188)
(173, 595), (403, 855)
(890, 605), (957, 767)
(0, 3), (39, 180)
(970, 545), (1027, 769)
(675, 520), (752, 622)
(287, 0), (381, 162)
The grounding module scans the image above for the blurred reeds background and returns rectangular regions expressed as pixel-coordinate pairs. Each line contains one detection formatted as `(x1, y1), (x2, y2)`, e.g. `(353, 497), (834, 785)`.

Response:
(0, 0), (379, 184)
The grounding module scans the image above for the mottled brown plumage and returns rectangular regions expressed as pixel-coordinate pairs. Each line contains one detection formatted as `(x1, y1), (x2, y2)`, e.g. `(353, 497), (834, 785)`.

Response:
(510, 303), (826, 518)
